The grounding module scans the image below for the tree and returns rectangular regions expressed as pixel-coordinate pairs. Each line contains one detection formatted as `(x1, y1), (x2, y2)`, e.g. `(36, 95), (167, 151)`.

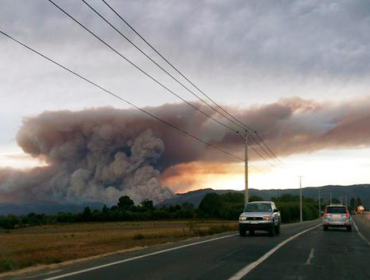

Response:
(100, 205), (110, 221)
(199, 193), (224, 218)
(181, 202), (195, 211)
(83, 206), (92, 216)
(141, 199), (154, 211)
(117, 196), (135, 211)
(332, 198), (340, 204)
(350, 197), (356, 208)
(357, 197), (362, 206)
(249, 195), (263, 202)
(81, 206), (92, 221)
(0, 215), (20, 229)
(102, 205), (109, 214)
(221, 193), (243, 204)
(272, 194), (299, 203)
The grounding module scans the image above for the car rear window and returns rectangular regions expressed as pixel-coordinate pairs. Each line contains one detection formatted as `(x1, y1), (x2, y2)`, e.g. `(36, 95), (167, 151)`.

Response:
(244, 203), (272, 212)
(326, 207), (346, 214)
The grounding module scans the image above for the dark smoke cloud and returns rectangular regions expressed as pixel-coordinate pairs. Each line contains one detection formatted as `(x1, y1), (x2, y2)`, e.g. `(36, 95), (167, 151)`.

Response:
(1, 97), (370, 204)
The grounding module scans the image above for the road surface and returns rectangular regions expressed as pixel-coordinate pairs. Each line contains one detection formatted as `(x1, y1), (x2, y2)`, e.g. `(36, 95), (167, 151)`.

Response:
(12, 215), (370, 280)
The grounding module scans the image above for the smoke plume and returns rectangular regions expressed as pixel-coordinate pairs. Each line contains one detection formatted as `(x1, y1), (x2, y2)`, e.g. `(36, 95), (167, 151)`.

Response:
(1, 97), (370, 204)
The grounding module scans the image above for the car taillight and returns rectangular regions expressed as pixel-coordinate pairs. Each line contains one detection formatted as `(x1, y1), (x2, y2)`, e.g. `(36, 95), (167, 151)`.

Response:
(324, 212), (328, 217)
(346, 213), (350, 218)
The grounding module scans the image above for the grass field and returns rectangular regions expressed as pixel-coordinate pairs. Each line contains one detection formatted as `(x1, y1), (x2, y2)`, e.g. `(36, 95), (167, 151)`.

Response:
(0, 220), (237, 274)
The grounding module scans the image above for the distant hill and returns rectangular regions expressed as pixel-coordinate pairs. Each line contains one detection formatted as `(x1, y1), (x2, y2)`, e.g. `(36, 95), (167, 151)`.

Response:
(158, 184), (370, 207)
(1, 184), (369, 215)
(156, 188), (238, 208)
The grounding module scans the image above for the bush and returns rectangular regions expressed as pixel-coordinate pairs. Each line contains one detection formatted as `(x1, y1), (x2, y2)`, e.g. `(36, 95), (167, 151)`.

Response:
(133, 233), (145, 240)
(199, 193), (224, 218)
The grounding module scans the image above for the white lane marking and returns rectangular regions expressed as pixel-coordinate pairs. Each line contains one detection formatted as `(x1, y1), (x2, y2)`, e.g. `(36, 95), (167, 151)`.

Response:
(353, 220), (370, 247)
(305, 248), (314, 265)
(228, 223), (322, 280)
(22, 270), (63, 279)
(43, 233), (238, 280)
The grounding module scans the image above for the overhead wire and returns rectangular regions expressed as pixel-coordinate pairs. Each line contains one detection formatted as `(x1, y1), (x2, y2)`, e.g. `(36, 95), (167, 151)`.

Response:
(50, 0), (278, 170)
(82, 0), (243, 133)
(101, 0), (249, 132)
(254, 131), (285, 167)
(99, 0), (284, 169)
(0, 29), (264, 174)
(48, 0), (239, 135)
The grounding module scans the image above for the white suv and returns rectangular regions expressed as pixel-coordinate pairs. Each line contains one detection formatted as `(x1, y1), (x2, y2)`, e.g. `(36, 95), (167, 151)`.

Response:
(323, 205), (352, 231)
(239, 201), (281, 236)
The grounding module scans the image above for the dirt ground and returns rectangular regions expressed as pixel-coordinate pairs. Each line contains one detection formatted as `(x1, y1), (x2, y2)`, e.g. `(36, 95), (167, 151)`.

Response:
(0, 220), (237, 274)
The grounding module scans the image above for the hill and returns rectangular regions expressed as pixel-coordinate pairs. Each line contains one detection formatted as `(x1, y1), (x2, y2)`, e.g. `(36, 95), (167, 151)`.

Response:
(158, 184), (370, 207)
(1, 184), (369, 215)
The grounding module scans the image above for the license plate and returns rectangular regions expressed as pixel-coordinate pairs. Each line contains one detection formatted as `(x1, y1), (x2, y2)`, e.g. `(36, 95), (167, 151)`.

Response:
(250, 221), (259, 224)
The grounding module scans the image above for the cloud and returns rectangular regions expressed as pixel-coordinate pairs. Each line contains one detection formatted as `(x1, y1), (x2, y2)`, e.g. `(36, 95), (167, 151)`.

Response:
(1, 0), (370, 110)
(1, 97), (370, 204)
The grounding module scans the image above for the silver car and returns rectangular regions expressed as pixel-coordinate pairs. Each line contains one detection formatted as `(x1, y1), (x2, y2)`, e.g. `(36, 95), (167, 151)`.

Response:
(239, 201), (281, 236)
(323, 205), (352, 231)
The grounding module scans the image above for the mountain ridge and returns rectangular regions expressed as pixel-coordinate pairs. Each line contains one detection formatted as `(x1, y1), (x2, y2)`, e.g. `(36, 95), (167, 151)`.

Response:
(158, 184), (370, 207)
(0, 184), (369, 215)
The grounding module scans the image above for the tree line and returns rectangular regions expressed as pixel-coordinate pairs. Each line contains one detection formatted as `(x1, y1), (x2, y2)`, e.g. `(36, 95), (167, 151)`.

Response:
(0, 193), (360, 229)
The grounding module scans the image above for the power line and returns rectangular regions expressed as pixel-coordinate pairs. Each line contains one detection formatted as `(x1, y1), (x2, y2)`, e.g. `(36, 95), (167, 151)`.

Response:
(81, 0), (279, 169)
(0, 29), (266, 173)
(51, 0), (278, 170)
(239, 133), (279, 169)
(254, 131), (284, 167)
(102, 0), (249, 132)
(48, 0), (238, 135)
(100, 0), (284, 169)
(82, 0), (244, 133)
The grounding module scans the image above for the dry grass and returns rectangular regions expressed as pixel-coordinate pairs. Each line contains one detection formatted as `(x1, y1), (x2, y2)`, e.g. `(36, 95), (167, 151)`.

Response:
(0, 220), (237, 273)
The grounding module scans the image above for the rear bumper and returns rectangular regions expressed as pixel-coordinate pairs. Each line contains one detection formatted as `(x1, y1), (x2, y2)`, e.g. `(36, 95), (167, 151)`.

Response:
(323, 220), (352, 227)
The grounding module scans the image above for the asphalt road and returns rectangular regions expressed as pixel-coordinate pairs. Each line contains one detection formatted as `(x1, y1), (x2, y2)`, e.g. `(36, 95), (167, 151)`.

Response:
(15, 215), (370, 280)
(244, 215), (370, 280)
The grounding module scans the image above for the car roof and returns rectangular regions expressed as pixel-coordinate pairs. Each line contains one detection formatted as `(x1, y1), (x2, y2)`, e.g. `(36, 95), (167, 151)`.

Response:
(248, 201), (273, 204)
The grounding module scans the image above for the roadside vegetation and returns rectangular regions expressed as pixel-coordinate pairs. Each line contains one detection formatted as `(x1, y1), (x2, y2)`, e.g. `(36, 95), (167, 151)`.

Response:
(1, 193), (360, 230)
(0, 192), (360, 274)
(0, 220), (237, 274)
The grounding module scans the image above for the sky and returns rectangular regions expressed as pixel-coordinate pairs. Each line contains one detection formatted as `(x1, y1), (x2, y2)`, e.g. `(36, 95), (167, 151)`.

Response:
(0, 0), (370, 204)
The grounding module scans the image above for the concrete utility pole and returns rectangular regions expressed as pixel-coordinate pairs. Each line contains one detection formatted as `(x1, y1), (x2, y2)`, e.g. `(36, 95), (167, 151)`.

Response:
(330, 193), (332, 205)
(318, 187), (321, 218)
(299, 176), (303, 223)
(244, 132), (249, 206)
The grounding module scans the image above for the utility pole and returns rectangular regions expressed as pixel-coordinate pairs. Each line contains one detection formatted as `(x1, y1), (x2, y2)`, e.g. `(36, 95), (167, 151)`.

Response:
(330, 193), (332, 205)
(299, 176), (303, 223)
(318, 187), (321, 218)
(244, 132), (249, 206)
(345, 195), (347, 207)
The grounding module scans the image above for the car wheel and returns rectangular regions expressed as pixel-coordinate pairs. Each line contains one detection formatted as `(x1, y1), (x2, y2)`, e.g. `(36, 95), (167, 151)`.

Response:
(323, 225), (328, 231)
(347, 226), (352, 232)
(275, 224), (280, 235)
(269, 224), (276, 236)
(239, 227), (246, 237)
(249, 230), (255, 236)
